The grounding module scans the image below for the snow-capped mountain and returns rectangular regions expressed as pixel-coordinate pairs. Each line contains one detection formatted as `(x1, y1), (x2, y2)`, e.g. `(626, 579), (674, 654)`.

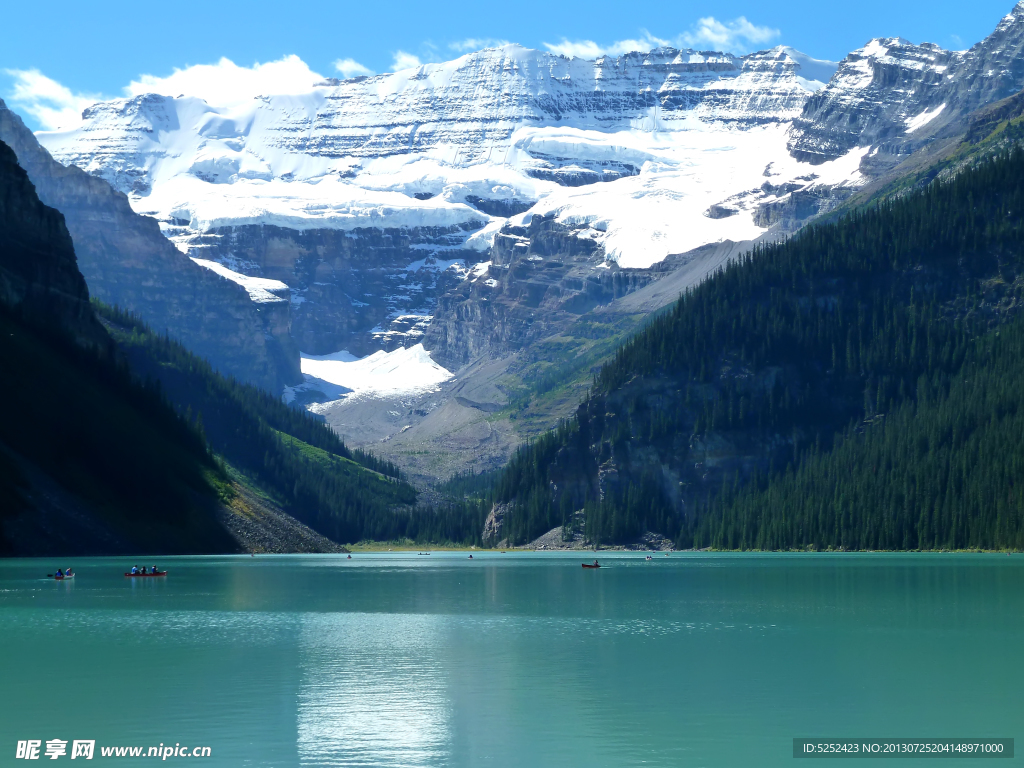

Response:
(35, 44), (850, 360)
(31, 3), (1024, 381)
(790, 1), (1024, 164)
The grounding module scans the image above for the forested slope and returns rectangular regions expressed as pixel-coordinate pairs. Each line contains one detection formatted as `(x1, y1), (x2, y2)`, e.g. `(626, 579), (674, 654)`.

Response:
(98, 306), (485, 545)
(699, 318), (1024, 550)
(489, 147), (1024, 549)
(0, 138), (235, 555)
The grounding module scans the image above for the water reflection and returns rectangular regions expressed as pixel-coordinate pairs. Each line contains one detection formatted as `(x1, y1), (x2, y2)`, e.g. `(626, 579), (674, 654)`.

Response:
(297, 613), (451, 767)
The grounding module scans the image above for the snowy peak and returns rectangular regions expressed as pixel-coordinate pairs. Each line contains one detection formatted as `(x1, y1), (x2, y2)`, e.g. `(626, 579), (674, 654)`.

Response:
(790, 1), (1024, 164)
(40, 43), (830, 201)
(29, 40), (845, 262)
(25, 40), (866, 366)
(996, 1), (1024, 34)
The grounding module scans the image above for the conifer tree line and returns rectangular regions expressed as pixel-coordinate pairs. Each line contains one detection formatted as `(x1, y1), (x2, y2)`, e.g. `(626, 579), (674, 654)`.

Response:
(486, 146), (1024, 549)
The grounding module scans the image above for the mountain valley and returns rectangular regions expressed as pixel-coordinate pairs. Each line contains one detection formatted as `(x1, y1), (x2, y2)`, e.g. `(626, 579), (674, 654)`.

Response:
(7, 3), (1024, 549)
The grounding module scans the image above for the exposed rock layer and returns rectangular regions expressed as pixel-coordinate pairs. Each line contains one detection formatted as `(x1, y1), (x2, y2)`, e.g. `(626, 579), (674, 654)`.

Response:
(424, 216), (658, 369)
(186, 222), (483, 355)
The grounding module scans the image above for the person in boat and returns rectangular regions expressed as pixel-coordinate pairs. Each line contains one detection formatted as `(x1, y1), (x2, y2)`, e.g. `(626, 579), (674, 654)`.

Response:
(65, 567), (73, 576)
(131, 566), (138, 575)
(151, 566), (158, 574)
(593, 560), (600, 567)
(56, 569), (64, 578)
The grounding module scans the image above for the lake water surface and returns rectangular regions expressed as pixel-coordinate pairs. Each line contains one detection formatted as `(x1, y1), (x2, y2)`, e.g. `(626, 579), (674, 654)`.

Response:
(0, 553), (1020, 766)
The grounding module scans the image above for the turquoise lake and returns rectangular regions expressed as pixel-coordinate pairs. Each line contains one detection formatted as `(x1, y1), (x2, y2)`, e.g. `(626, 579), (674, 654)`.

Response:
(0, 553), (1020, 766)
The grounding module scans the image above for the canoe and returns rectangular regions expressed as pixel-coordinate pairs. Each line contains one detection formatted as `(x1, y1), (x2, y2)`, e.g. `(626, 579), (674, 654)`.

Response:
(51, 574), (74, 580)
(124, 571), (167, 577)
(582, 563), (601, 569)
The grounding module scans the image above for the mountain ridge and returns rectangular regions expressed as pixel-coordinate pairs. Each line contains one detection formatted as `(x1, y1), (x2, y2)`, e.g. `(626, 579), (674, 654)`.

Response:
(0, 100), (301, 392)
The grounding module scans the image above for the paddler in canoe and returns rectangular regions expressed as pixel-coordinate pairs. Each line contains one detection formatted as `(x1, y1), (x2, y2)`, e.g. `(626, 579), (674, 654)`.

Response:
(125, 565), (167, 577)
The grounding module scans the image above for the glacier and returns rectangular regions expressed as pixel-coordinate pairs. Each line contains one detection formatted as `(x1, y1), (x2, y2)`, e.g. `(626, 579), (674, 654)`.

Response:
(37, 44), (847, 273)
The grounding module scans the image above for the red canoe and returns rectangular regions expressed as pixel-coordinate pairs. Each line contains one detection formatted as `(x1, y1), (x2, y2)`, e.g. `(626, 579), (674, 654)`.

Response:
(124, 571), (167, 578)
(582, 563), (601, 569)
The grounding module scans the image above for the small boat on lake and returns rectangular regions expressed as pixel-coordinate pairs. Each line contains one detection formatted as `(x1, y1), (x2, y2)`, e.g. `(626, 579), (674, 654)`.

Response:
(125, 571), (167, 578)
(582, 561), (601, 569)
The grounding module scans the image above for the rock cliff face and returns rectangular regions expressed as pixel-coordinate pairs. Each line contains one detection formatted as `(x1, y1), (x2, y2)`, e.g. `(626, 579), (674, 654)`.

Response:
(423, 215), (658, 369)
(183, 221), (483, 355)
(0, 139), (103, 345)
(0, 100), (299, 391)
(789, 2), (1024, 165)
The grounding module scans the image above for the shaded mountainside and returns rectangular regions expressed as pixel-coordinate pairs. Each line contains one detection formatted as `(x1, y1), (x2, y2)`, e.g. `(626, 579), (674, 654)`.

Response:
(0, 307), (236, 556)
(485, 147), (1024, 549)
(0, 138), (235, 555)
(0, 99), (300, 392)
(0, 139), (103, 347)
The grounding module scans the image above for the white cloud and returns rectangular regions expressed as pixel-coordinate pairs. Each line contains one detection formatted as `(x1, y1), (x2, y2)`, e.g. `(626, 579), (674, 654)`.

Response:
(543, 33), (669, 59)
(3, 68), (103, 131)
(391, 50), (424, 70)
(680, 16), (779, 51)
(333, 58), (374, 79)
(126, 55), (326, 109)
(449, 37), (512, 52)
(543, 16), (780, 60)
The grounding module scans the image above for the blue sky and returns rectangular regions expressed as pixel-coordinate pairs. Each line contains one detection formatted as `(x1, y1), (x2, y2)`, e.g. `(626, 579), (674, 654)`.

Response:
(2, 0), (1017, 130)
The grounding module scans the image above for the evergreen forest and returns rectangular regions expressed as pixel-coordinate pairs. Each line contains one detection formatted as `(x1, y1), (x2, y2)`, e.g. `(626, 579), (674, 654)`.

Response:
(487, 146), (1024, 550)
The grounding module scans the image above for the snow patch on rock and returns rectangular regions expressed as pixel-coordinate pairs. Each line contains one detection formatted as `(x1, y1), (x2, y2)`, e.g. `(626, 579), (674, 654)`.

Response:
(905, 103), (947, 133)
(299, 344), (453, 401)
(190, 257), (289, 303)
